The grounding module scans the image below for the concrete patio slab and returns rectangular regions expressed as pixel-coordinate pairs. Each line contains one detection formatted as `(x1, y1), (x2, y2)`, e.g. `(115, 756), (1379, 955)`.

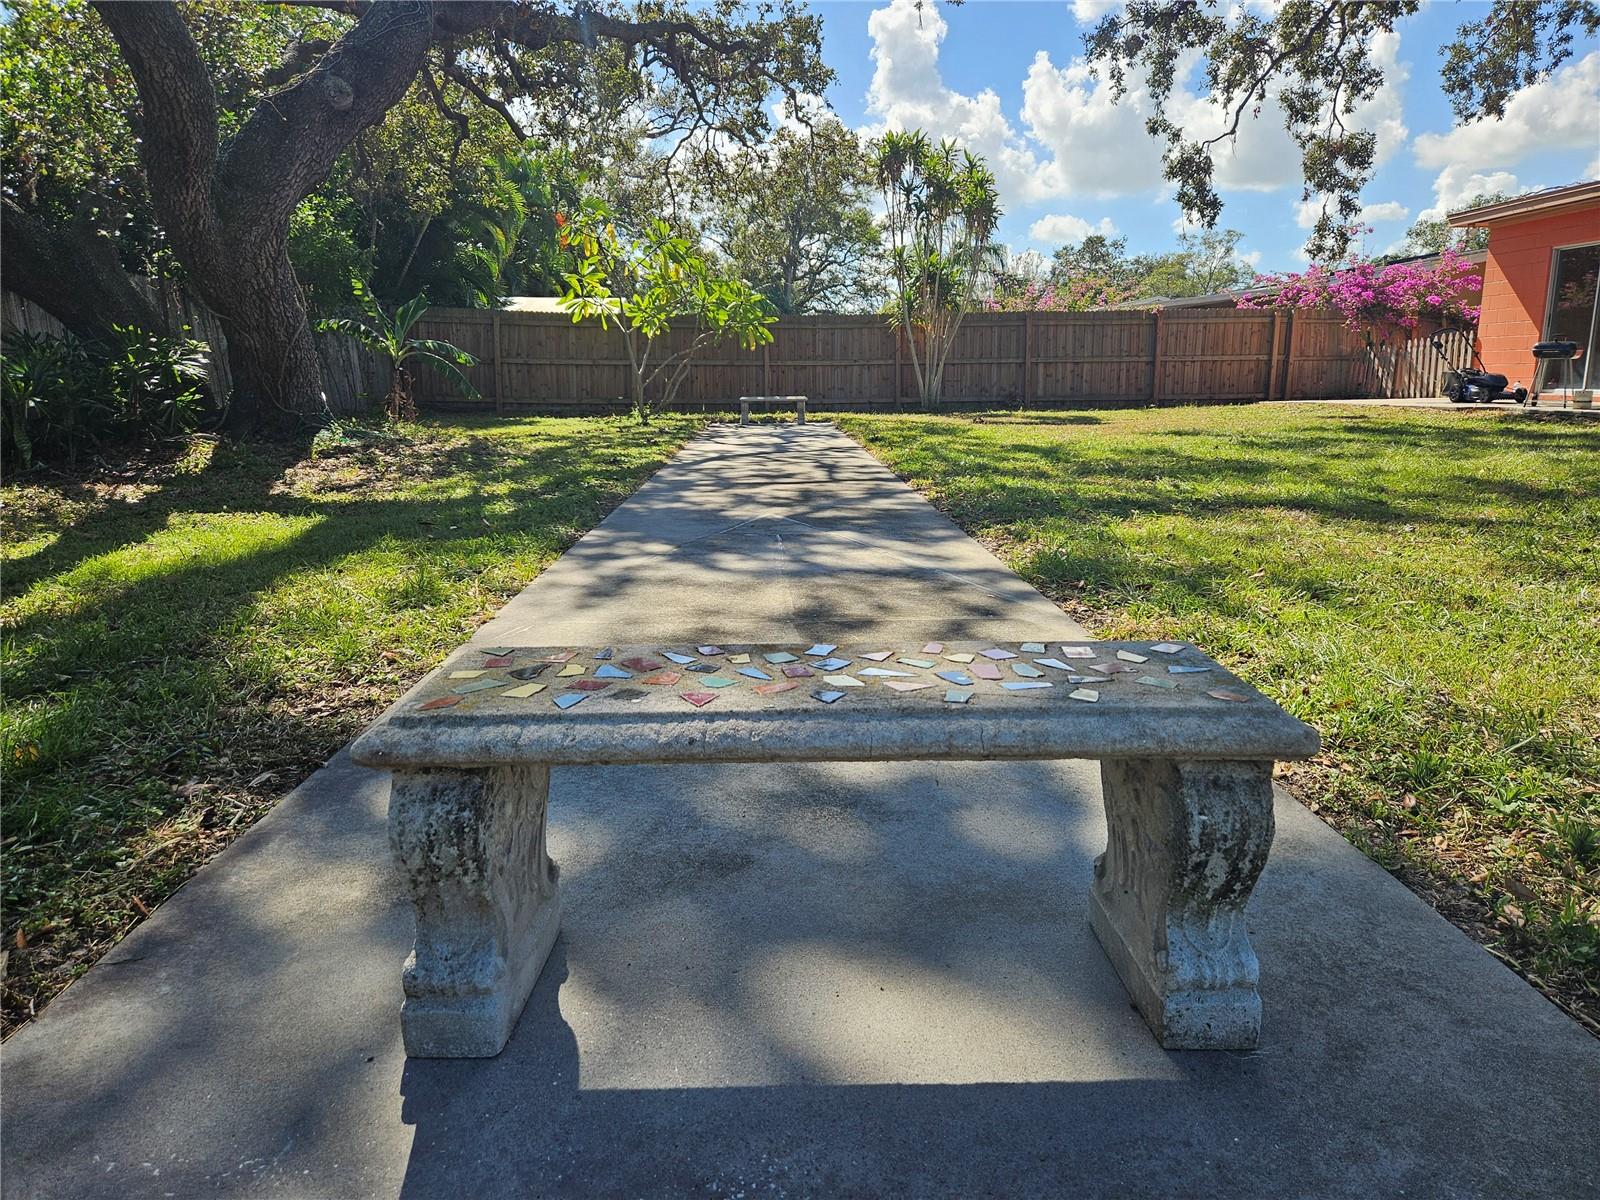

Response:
(3, 424), (1596, 1199)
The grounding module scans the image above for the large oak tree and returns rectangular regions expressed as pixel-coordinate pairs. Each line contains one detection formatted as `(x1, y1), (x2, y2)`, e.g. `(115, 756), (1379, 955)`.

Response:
(21, 1), (827, 432)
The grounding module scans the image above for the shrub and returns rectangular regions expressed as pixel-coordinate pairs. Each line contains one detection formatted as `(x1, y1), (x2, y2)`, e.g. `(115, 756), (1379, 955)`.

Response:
(1, 326), (212, 467)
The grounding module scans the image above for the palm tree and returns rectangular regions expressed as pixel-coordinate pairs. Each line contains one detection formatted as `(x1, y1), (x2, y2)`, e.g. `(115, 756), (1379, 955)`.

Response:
(319, 281), (479, 419)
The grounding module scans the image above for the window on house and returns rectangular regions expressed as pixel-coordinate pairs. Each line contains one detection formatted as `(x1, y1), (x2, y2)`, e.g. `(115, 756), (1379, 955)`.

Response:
(1546, 242), (1599, 389)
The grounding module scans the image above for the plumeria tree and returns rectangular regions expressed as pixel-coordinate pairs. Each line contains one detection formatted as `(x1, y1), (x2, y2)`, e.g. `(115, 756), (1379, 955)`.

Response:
(1242, 247), (1483, 335)
(560, 200), (775, 423)
(874, 131), (1001, 406)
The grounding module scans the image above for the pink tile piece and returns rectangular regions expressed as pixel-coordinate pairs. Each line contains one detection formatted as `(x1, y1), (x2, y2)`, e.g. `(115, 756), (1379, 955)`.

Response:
(970, 662), (1003, 680)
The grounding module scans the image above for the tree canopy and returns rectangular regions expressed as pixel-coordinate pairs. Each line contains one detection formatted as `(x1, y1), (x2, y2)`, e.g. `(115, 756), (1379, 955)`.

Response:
(1082, 0), (1600, 262)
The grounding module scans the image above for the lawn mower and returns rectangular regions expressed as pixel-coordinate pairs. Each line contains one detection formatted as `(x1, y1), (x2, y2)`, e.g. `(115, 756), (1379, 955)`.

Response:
(1429, 334), (1528, 404)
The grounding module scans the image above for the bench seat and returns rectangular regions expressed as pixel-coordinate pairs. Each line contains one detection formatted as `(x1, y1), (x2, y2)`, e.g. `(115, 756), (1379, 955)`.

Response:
(352, 640), (1318, 1059)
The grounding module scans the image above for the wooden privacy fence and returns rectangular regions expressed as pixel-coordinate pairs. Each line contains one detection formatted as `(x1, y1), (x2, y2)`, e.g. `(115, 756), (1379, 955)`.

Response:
(408, 307), (1472, 411)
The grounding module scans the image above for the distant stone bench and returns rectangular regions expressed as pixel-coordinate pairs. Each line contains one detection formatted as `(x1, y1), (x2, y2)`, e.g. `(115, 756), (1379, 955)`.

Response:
(737, 395), (807, 425)
(351, 640), (1318, 1058)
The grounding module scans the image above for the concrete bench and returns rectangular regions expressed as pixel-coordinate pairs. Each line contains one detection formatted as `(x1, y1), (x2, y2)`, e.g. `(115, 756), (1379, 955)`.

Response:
(738, 395), (807, 425)
(351, 640), (1318, 1059)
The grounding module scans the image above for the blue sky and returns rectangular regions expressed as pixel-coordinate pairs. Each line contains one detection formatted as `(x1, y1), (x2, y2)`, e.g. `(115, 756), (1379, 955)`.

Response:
(804, 0), (1600, 272)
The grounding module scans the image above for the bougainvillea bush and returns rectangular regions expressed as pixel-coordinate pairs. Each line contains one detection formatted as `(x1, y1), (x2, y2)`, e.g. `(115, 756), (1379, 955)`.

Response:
(1242, 248), (1482, 334)
(982, 276), (1136, 313)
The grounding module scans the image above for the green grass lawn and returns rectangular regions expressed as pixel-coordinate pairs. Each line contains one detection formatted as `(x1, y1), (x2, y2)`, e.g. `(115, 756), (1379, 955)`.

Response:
(1, 415), (703, 1032)
(836, 405), (1600, 1031)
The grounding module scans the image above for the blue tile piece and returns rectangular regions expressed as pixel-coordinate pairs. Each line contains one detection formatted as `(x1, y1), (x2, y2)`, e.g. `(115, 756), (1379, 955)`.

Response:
(805, 644), (837, 657)
(763, 652), (798, 664)
(737, 666), (773, 680)
(936, 670), (973, 685)
(684, 662), (717, 673)
(594, 664), (632, 679)
(662, 651), (697, 664)
(1000, 680), (1052, 690)
(1169, 665), (1214, 673)
(812, 657), (851, 671)
(554, 692), (587, 710)
(812, 690), (845, 704)
(943, 689), (973, 704)
(594, 647), (615, 660)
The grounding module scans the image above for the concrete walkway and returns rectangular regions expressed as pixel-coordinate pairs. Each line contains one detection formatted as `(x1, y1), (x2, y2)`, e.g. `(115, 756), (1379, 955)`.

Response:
(3, 424), (1596, 1199)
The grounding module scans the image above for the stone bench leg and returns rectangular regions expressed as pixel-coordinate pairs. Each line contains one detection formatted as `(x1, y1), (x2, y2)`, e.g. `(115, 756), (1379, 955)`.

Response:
(388, 765), (561, 1057)
(739, 401), (751, 426)
(1089, 758), (1274, 1050)
(795, 399), (806, 424)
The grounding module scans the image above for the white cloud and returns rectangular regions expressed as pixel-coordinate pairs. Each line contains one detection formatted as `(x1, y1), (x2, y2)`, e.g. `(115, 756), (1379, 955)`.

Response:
(866, 0), (1409, 208)
(1240, 248), (1264, 268)
(1359, 200), (1410, 224)
(1413, 52), (1600, 171)
(1071, 0), (1122, 24)
(1029, 213), (1118, 243)
(1415, 166), (1525, 224)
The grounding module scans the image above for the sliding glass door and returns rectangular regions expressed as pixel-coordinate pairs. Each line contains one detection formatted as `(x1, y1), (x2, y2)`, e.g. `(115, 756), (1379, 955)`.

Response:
(1546, 242), (1599, 389)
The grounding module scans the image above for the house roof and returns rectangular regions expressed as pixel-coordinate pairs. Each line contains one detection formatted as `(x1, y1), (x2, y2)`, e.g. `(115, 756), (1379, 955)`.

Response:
(1446, 180), (1600, 227)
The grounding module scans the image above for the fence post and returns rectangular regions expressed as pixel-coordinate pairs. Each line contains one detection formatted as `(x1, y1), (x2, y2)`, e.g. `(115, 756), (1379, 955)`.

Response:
(491, 311), (505, 414)
(1022, 312), (1033, 405)
(763, 340), (771, 394)
(1266, 310), (1283, 401)
(1149, 311), (1164, 403)
(892, 324), (902, 405)
(1283, 312), (1297, 399)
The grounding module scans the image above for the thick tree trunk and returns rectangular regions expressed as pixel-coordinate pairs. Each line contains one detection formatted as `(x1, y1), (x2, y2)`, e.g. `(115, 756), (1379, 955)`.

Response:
(1, 198), (168, 341)
(208, 230), (326, 433)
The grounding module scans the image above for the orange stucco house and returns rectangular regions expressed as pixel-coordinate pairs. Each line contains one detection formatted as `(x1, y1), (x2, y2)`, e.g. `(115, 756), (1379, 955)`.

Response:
(1448, 180), (1600, 396)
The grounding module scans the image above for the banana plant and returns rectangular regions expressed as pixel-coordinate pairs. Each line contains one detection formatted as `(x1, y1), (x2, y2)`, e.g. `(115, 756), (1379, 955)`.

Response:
(318, 279), (479, 419)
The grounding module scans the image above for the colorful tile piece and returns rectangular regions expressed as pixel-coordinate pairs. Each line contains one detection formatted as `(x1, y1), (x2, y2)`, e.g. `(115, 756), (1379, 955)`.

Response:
(1150, 643), (1186, 654)
(418, 694), (463, 711)
(822, 674), (864, 687)
(859, 651), (893, 662)
(699, 675), (736, 689)
(754, 681), (800, 696)
(684, 661), (718, 673)
(638, 670), (683, 686)
(566, 678), (611, 692)
(553, 692), (587, 710)
(482, 656), (514, 668)
(606, 688), (646, 702)
(936, 670), (974, 686)
(859, 667), (911, 678)
(696, 645), (725, 656)
(1135, 675), (1176, 689)
(885, 680), (935, 693)
(944, 689), (973, 704)
(737, 666), (773, 681)
(452, 678), (504, 695)
(502, 682), (547, 698)
(1000, 680), (1052, 690)
(970, 662), (1003, 681)
(1169, 665), (1213, 674)
(812, 690), (845, 704)
(1091, 661), (1136, 674)
(805, 644), (837, 657)
(729, 653), (752, 664)
(1034, 658), (1073, 671)
(944, 652), (976, 664)
(542, 650), (578, 663)
(813, 657), (852, 671)
(662, 651), (697, 665)
(593, 647), (615, 660)
(1116, 650), (1149, 663)
(1061, 646), (1095, 659)
(480, 646), (517, 657)
(1070, 674), (1111, 685)
(897, 657), (936, 669)
(680, 691), (717, 707)
(594, 664), (632, 679)
(1208, 687), (1252, 703)
(763, 651), (798, 664)
(1069, 688), (1100, 703)
(981, 648), (1018, 660)
(509, 663), (552, 681)
(782, 664), (815, 678)
(922, 642), (945, 654)
(620, 657), (662, 672)
(1020, 642), (1046, 653)
(558, 663), (586, 677)
(448, 670), (487, 679)
(1011, 663), (1045, 678)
